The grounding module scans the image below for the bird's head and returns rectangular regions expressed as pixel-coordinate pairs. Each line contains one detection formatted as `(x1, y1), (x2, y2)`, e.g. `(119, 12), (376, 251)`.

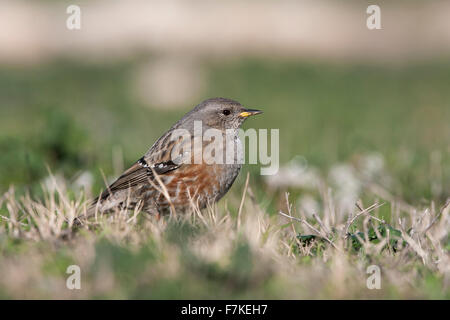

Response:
(184, 97), (262, 131)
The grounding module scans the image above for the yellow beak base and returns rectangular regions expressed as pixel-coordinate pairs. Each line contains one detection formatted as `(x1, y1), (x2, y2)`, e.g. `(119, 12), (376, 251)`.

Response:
(239, 109), (263, 118)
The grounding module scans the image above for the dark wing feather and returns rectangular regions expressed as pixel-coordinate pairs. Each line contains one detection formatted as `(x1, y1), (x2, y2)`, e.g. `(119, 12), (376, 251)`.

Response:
(96, 158), (180, 201)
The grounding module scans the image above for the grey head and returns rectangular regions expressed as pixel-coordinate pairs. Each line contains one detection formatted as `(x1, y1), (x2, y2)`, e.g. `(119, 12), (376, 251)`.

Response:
(174, 97), (262, 131)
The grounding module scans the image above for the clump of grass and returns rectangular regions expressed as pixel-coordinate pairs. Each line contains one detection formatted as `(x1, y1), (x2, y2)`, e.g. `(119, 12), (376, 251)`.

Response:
(0, 174), (448, 299)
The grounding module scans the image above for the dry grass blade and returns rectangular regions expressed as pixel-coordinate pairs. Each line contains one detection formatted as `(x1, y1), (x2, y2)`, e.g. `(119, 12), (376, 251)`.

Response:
(344, 202), (386, 238)
(149, 167), (177, 219)
(278, 211), (340, 251)
(237, 172), (250, 230)
(424, 198), (450, 233)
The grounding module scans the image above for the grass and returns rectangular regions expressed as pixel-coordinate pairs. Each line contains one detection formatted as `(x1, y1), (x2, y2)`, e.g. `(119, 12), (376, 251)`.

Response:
(0, 174), (448, 299)
(0, 57), (449, 298)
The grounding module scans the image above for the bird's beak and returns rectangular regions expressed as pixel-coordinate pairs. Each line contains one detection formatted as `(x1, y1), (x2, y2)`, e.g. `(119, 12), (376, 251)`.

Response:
(239, 108), (263, 118)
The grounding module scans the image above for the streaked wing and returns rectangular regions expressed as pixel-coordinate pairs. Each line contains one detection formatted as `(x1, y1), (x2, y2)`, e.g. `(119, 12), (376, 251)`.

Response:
(97, 157), (180, 201)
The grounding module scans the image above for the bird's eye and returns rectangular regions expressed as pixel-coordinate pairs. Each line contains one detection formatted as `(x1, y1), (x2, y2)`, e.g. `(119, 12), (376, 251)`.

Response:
(222, 109), (231, 116)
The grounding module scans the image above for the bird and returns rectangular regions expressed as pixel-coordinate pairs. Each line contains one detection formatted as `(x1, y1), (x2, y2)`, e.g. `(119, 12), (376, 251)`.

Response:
(85, 97), (262, 220)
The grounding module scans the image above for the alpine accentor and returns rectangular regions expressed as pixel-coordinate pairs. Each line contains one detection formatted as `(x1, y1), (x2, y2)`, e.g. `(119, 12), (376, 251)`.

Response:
(90, 97), (261, 217)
